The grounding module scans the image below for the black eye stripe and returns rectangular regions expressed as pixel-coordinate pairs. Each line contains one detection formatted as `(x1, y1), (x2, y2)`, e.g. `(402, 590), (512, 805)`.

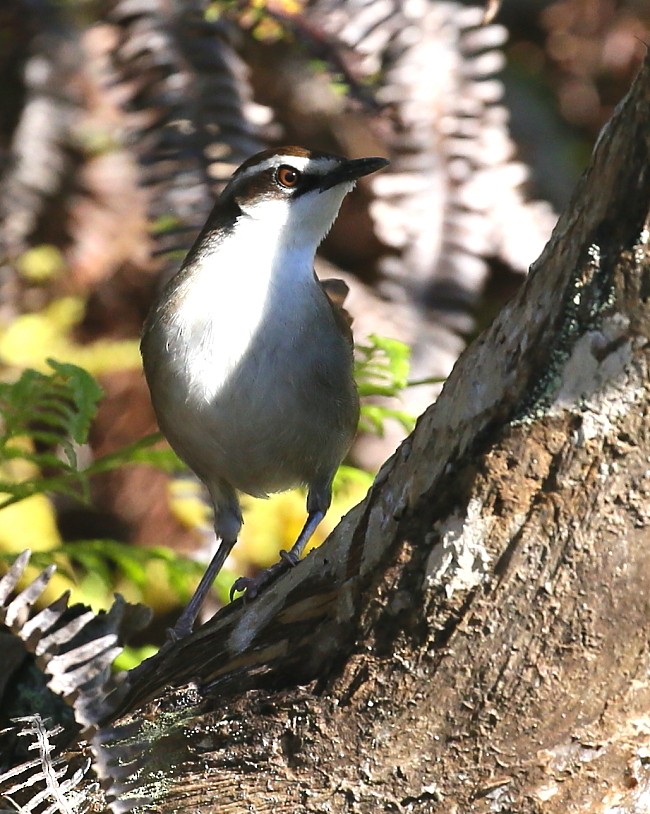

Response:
(270, 167), (320, 197)
(292, 174), (321, 197)
(232, 166), (323, 204)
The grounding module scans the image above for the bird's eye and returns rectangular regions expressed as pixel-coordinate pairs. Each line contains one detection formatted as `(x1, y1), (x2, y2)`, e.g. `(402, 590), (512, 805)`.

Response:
(276, 165), (301, 188)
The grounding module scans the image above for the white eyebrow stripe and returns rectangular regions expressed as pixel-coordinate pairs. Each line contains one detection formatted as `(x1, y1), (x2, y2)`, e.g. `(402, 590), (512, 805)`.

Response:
(235, 154), (340, 181)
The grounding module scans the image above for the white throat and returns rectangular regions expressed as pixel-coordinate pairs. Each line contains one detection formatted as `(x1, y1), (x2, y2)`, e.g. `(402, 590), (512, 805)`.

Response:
(168, 209), (320, 404)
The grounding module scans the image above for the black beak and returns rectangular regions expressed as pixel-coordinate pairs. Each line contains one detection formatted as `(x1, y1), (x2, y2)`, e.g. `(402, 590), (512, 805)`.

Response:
(319, 156), (389, 192)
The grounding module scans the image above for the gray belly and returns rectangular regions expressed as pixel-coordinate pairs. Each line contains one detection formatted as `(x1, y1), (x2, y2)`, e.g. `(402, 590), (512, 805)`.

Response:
(146, 309), (358, 498)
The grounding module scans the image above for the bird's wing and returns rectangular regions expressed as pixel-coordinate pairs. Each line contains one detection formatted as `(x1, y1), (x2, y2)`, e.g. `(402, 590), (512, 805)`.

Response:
(318, 276), (354, 346)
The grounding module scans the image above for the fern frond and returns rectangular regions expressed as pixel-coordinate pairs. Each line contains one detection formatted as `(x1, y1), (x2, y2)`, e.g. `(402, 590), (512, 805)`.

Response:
(0, 3), (83, 263)
(106, 0), (271, 262)
(0, 552), (153, 811)
(307, 0), (557, 456)
(0, 715), (97, 814)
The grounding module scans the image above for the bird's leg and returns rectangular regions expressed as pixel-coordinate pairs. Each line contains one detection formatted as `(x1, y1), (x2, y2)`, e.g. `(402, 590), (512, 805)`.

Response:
(229, 510), (324, 601)
(169, 536), (236, 640)
(230, 484), (330, 601)
(279, 509), (325, 566)
(169, 481), (242, 640)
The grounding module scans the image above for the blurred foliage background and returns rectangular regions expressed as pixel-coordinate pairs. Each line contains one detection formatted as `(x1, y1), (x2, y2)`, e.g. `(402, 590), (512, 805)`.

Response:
(0, 0), (647, 649)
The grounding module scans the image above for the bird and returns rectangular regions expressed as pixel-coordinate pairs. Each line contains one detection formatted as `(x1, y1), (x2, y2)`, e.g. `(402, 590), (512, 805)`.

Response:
(141, 145), (389, 639)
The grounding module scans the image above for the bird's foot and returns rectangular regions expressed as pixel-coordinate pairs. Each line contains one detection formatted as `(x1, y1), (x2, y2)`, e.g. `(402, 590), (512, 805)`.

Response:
(279, 549), (299, 567)
(229, 575), (261, 601)
(165, 618), (194, 643)
(230, 553), (298, 602)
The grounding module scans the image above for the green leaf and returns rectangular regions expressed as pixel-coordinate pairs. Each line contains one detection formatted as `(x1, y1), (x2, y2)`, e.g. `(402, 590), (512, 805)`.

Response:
(332, 464), (374, 493)
(56, 540), (205, 596)
(0, 360), (102, 451)
(114, 644), (159, 671)
(0, 474), (87, 510)
(355, 334), (411, 397)
(354, 334), (415, 436)
(86, 433), (184, 476)
(0, 362), (184, 513)
(359, 404), (415, 437)
(45, 359), (103, 443)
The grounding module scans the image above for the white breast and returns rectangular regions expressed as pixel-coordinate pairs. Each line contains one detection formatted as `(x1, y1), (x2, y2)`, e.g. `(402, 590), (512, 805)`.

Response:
(164, 218), (316, 405)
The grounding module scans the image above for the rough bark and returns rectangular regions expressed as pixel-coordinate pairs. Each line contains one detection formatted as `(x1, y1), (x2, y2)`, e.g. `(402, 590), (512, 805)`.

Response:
(71, 53), (650, 812)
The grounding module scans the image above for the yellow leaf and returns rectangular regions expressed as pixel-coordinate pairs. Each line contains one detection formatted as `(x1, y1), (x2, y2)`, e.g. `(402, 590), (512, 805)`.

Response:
(16, 245), (66, 283)
(0, 494), (62, 553)
(0, 297), (141, 374)
(168, 478), (212, 531)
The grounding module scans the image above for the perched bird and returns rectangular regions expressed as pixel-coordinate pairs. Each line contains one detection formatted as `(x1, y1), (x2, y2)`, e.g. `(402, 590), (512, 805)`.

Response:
(141, 146), (389, 638)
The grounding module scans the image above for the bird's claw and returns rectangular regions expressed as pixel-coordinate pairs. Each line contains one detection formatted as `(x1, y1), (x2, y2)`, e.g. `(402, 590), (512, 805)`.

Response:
(279, 549), (299, 567)
(229, 576), (260, 602)
(166, 620), (192, 643)
(229, 554), (299, 602)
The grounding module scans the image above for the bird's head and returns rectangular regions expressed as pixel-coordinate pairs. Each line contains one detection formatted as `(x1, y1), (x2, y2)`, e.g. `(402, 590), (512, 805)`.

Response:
(220, 146), (389, 249)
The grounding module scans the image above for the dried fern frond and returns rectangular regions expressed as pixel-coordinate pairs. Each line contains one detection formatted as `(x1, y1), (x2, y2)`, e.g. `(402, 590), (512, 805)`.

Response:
(316, 0), (556, 303)
(105, 0), (273, 263)
(0, 1), (87, 330)
(306, 0), (556, 433)
(0, 551), (150, 731)
(0, 715), (97, 814)
(0, 3), (83, 264)
(0, 551), (155, 811)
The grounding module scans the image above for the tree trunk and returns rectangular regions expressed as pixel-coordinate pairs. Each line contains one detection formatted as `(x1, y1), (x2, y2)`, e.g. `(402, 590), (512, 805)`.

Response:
(6, 53), (650, 814)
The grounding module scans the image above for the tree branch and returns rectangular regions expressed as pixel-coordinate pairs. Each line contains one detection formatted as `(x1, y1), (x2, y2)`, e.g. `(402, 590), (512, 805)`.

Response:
(53, 51), (650, 814)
